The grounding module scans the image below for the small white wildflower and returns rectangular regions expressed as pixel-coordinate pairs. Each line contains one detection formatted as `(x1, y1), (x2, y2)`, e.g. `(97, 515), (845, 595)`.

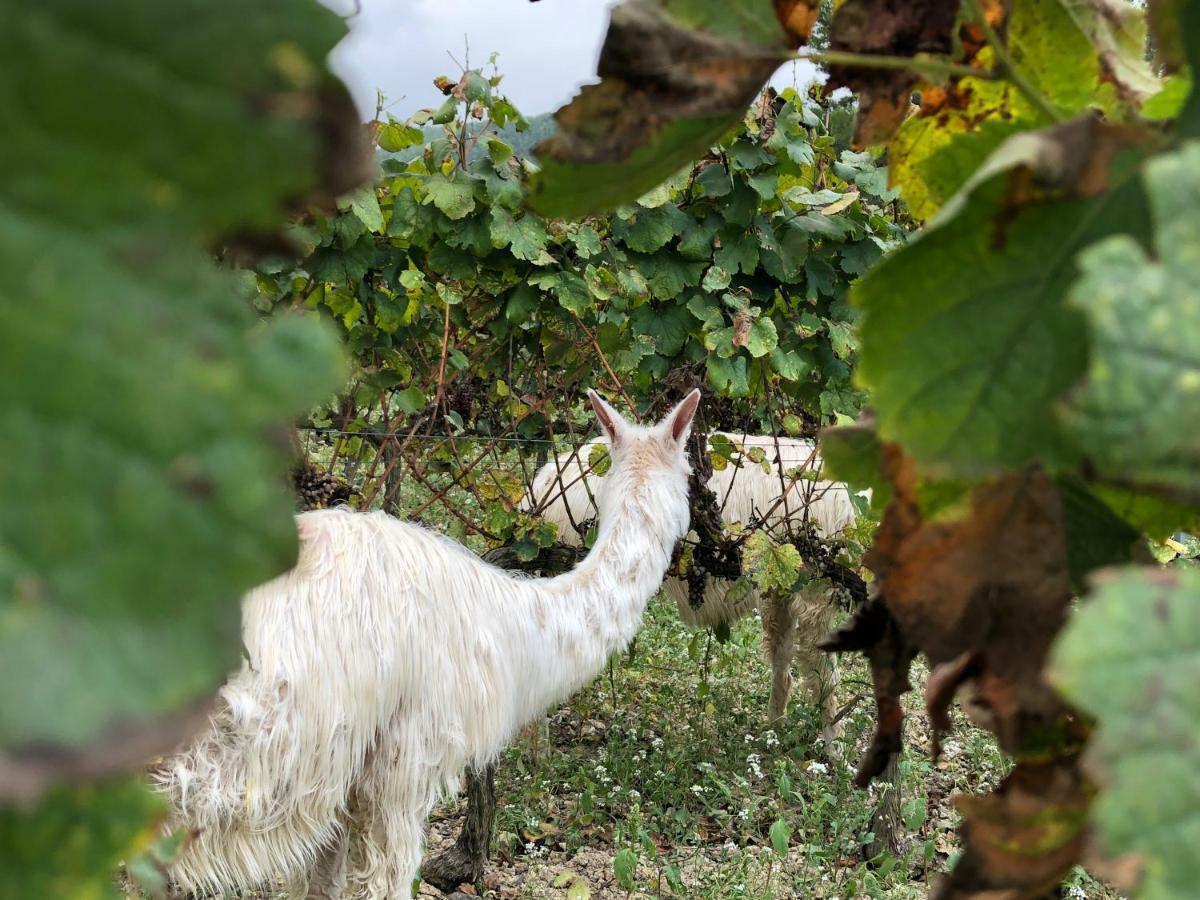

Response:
(690, 784), (705, 796)
(744, 733), (755, 744)
(805, 761), (829, 776)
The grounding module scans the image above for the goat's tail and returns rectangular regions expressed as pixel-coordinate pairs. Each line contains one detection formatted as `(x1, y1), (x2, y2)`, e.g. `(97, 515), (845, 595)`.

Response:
(150, 678), (345, 894)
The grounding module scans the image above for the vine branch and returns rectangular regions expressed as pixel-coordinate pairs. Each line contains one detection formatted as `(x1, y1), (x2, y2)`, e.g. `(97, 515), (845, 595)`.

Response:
(802, 49), (998, 82)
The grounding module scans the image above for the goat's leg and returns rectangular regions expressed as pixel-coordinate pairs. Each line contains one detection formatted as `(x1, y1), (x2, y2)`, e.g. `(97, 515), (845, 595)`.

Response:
(793, 584), (843, 751)
(305, 813), (351, 900)
(760, 591), (797, 722)
(344, 788), (430, 900)
(344, 719), (442, 899)
(796, 642), (842, 748)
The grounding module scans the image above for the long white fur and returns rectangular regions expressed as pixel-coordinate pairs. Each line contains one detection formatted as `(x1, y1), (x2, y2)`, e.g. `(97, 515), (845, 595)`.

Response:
(153, 391), (699, 899)
(529, 434), (860, 731)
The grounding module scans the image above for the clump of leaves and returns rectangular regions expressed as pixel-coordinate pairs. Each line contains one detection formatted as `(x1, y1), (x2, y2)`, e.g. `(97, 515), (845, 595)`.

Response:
(1, 0), (364, 894)
(255, 65), (906, 554)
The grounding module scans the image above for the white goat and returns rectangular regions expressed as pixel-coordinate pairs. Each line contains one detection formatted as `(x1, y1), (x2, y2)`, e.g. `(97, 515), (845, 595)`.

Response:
(153, 390), (700, 899)
(529, 434), (859, 744)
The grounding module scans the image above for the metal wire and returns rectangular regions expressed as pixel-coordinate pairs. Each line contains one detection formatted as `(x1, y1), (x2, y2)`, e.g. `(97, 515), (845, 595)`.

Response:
(297, 426), (826, 462)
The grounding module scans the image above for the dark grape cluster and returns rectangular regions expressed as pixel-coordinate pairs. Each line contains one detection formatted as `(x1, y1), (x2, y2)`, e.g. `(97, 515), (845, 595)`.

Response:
(686, 555), (709, 610)
(292, 462), (354, 511)
(789, 527), (868, 609)
(443, 377), (482, 421)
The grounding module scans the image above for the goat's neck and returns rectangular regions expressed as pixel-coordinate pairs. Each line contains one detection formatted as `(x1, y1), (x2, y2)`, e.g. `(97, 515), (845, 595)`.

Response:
(515, 485), (673, 714)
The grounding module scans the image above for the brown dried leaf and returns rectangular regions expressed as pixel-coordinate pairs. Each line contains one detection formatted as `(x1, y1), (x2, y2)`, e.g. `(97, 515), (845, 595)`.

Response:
(731, 310), (753, 348)
(865, 449), (1075, 753)
(527, 0), (817, 217)
(856, 445), (1096, 895)
(935, 761), (1093, 900)
(826, 0), (963, 144)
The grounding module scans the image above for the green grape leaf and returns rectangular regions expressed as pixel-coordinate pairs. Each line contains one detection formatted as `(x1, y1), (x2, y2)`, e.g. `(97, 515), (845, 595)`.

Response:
(571, 223), (604, 258)
(631, 302), (693, 357)
(727, 138), (773, 172)
(1065, 140), (1200, 496)
(342, 185), (384, 232)
(464, 70), (490, 103)
(588, 443), (612, 477)
(714, 225), (759, 274)
(1054, 477), (1148, 593)
(1051, 566), (1200, 900)
(820, 421), (893, 511)
(744, 317), (778, 358)
(744, 530), (804, 594)
(474, 160), (525, 211)
(525, 0), (816, 217)
(1, 0), (366, 233)
(613, 203), (690, 252)
(0, 0), (355, 765)
(679, 216), (722, 259)
(702, 265), (732, 292)
(707, 354), (750, 396)
(377, 121), (425, 153)
(0, 232), (345, 749)
(445, 211), (493, 257)
(855, 119), (1152, 475)
(695, 162), (733, 198)
(489, 207), (553, 263)
(0, 778), (166, 900)
(531, 270), (592, 315)
(890, 0), (1159, 222)
(430, 95), (458, 125)
(635, 252), (705, 300)
(770, 347), (811, 382)
(424, 172), (478, 220)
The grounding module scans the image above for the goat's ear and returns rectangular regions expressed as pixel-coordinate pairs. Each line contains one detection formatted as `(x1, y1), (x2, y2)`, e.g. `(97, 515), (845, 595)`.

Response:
(588, 390), (629, 447)
(663, 388), (701, 445)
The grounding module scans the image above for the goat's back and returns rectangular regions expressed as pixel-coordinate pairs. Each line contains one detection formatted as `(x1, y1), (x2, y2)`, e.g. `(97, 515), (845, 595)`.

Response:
(529, 434), (859, 628)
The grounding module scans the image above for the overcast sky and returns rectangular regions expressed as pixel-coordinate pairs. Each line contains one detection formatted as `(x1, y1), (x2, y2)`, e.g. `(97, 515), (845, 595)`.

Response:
(323, 0), (818, 121)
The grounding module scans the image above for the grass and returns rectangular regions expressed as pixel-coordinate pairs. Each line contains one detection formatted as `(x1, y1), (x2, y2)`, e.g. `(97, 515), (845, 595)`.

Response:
(418, 595), (1122, 900)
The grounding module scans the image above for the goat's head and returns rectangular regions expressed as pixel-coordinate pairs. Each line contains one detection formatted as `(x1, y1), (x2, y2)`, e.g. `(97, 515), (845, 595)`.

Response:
(586, 388), (700, 546)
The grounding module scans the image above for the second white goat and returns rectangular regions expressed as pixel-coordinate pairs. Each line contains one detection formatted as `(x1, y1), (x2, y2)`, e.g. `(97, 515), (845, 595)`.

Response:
(529, 434), (859, 745)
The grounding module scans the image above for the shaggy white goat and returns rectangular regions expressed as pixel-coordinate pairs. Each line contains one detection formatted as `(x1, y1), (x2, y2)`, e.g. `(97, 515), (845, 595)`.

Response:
(153, 389), (700, 900)
(529, 434), (859, 743)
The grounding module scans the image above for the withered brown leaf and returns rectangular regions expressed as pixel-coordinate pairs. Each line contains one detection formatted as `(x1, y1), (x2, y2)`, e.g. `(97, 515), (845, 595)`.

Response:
(865, 448), (1075, 754)
(527, 0), (818, 217)
(935, 761), (1093, 900)
(825, 0), (963, 145)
